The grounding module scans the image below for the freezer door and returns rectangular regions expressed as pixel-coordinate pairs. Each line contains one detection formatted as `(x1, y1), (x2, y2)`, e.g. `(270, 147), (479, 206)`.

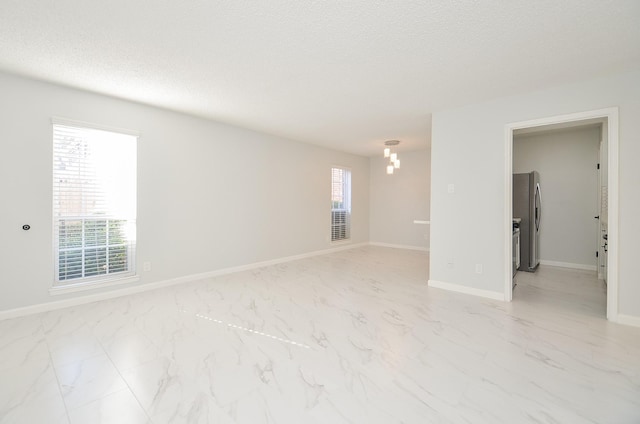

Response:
(530, 175), (541, 269)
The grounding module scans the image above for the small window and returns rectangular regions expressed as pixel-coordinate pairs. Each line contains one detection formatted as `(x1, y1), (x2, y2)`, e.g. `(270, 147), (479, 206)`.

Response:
(331, 167), (351, 241)
(52, 121), (137, 286)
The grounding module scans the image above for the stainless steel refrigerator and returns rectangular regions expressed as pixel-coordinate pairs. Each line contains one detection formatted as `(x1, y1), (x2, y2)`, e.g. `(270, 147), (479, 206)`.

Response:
(513, 171), (541, 272)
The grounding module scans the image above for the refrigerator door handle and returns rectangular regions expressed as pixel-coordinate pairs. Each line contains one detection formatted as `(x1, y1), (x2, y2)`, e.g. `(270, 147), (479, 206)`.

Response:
(536, 182), (542, 204)
(535, 183), (542, 231)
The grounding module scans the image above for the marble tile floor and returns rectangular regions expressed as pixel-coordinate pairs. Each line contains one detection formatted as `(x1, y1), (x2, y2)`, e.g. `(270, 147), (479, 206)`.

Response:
(1, 246), (639, 423)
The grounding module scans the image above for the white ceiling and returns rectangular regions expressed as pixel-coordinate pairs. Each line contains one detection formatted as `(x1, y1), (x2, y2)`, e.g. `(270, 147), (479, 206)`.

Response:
(0, 1), (638, 156)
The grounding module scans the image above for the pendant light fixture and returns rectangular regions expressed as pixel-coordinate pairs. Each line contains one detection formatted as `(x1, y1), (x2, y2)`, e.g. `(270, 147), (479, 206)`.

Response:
(383, 140), (401, 174)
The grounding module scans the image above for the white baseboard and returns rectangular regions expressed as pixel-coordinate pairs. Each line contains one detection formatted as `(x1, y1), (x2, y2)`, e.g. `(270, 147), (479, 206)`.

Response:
(0, 242), (368, 321)
(614, 314), (640, 328)
(428, 279), (505, 301)
(369, 242), (429, 252)
(539, 260), (597, 272)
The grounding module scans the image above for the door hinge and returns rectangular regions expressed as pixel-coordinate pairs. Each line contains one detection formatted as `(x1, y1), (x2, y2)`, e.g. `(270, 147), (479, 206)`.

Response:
(597, 163), (600, 169)
(596, 251), (599, 258)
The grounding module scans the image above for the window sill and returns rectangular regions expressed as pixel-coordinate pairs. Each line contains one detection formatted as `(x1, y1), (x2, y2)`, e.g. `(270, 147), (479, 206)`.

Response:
(49, 275), (140, 296)
(331, 239), (352, 245)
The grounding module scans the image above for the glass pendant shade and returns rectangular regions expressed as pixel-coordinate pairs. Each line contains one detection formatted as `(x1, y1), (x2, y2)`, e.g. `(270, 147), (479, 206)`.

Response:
(383, 140), (401, 175)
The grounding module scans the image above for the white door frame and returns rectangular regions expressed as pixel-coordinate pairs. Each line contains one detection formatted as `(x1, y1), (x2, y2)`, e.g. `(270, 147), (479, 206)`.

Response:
(503, 107), (619, 320)
(597, 138), (607, 281)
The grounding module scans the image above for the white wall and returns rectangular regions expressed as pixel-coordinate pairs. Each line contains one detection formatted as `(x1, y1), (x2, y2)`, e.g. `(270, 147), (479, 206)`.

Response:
(430, 69), (640, 319)
(369, 149), (430, 250)
(513, 126), (600, 268)
(0, 72), (369, 312)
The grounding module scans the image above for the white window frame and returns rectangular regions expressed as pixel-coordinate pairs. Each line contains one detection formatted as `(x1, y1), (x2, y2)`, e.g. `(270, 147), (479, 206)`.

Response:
(331, 166), (352, 242)
(51, 118), (139, 293)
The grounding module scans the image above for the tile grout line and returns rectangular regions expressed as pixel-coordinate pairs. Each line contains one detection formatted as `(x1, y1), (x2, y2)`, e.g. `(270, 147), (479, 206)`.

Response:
(94, 320), (155, 423)
(40, 314), (72, 424)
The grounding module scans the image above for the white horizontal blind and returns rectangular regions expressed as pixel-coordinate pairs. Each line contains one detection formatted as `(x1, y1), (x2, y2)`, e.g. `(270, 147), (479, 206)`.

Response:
(331, 167), (351, 241)
(53, 124), (137, 285)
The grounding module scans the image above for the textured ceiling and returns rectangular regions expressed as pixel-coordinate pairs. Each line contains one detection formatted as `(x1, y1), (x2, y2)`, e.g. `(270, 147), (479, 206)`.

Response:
(0, 0), (638, 156)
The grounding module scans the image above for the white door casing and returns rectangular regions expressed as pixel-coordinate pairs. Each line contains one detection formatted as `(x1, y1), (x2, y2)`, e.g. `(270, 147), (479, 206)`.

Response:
(504, 108), (619, 321)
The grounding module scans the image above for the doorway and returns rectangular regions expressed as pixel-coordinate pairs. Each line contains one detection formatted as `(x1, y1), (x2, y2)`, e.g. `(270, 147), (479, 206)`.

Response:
(503, 108), (619, 320)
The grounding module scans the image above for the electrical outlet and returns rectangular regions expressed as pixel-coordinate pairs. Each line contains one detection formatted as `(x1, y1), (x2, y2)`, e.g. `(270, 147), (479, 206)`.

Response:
(143, 261), (152, 272)
(447, 258), (454, 268)
(475, 264), (483, 274)
(447, 183), (455, 194)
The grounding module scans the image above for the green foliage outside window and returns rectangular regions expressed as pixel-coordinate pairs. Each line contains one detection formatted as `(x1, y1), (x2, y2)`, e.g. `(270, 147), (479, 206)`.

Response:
(58, 218), (129, 281)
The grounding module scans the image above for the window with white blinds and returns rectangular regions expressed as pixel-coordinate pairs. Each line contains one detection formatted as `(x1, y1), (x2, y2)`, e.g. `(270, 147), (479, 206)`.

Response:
(331, 167), (351, 241)
(52, 121), (137, 286)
